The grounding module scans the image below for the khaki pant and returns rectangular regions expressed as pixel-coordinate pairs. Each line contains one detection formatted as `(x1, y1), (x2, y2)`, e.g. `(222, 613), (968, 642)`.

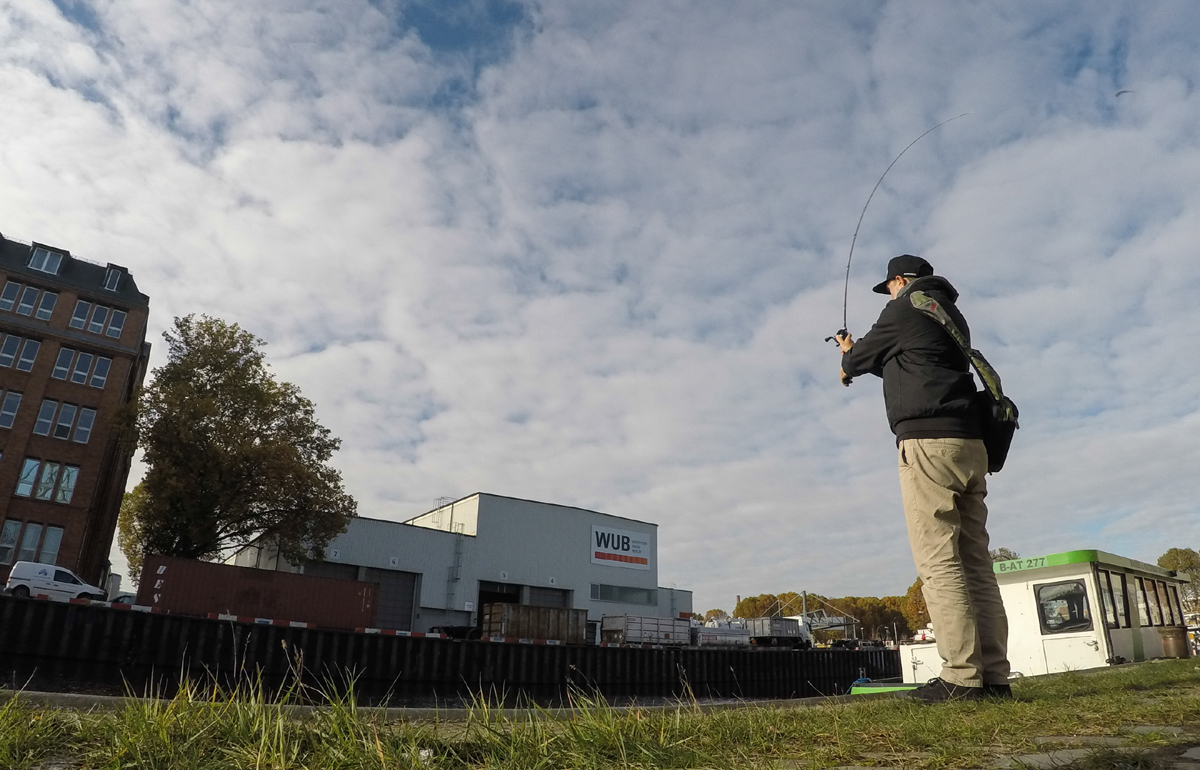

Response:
(898, 438), (1009, 687)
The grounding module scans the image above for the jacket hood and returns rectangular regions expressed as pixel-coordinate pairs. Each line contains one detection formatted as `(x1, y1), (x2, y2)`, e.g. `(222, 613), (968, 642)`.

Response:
(898, 274), (958, 303)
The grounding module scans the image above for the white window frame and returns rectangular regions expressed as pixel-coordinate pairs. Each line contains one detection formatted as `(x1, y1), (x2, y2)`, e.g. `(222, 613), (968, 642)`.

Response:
(15, 286), (38, 316)
(55, 466), (79, 504)
(90, 357), (112, 389)
(17, 522), (42, 562)
(73, 408), (96, 444)
(38, 526), (63, 565)
(106, 309), (127, 339)
(0, 281), (20, 312)
(0, 335), (18, 367)
(87, 305), (109, 335)
(33, 399), (57, 436)
(104, 268), (121, 291)
(29, 247), (64, 275)
(35, 291), (58, 321)
(0, 519), (21, 564)
(70, 352), (94, 384)
(52, 404), (77, 440)
(15, 458), (41, 497)
(0, 391), (22, 429)
(15, 340), (40, 372)
(69, 300), (91, 330)
(52, 348), (74, 379)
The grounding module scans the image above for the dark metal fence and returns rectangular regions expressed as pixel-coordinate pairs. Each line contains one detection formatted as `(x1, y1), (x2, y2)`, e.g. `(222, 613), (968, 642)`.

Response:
(0, 595), (899, 705)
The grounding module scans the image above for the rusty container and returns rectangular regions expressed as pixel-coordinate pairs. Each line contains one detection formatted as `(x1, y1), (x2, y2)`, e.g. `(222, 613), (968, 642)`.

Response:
(136, 556), (378, 630)
(1158, 626), (1191, 659)
(481, 603), (586, 644)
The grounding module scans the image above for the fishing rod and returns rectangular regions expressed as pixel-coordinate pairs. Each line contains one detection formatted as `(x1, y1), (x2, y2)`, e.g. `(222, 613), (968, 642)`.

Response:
(825, 113), (969, 344)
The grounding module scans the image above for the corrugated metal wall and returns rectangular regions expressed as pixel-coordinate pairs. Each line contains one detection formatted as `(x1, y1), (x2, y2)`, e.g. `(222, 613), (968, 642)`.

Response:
(364, 568), (418, 631)
(0, 595), (900, 705)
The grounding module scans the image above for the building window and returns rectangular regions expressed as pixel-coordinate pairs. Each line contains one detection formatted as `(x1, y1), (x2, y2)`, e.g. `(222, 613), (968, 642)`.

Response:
(35, 291), (57, 321)
(69, 300), (91, 330)
(53, 404), (77, 440)
(87, 306), (109, 335)
(590, 583), (658, 605)
(90, 357), (111, 389)
(1109, 572), (1128, 628)
(52, 348), (74, 379)
(16, 340), (40, 372)
(34, 462), (60, 500)
(55, 466), (78, 503)
(0, 519), (20, 564)
(1035, 580), (1093, 634)
(0, 335), (19, 368)
(104, 268), (121, 291)
(1156, 581), (1174, 625)
(33, 399), (57, 435)
(16, 286), (39, 316)
(70, 353), (94, 384)
(0, 391), (22, 429)
(107, 310), (126, 339)
(17, 461), (78, 504)
(38, 526), (63, 565)
(29, 248), (64, 275)
(0, 281), (20, 311)
(73, 408), (96, 444)
(16, 458), (40, 496)
(17, 523), (42, 562)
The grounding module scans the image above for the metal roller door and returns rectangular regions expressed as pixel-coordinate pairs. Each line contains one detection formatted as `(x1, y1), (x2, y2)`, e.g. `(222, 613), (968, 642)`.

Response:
(364, 568), (418, 631)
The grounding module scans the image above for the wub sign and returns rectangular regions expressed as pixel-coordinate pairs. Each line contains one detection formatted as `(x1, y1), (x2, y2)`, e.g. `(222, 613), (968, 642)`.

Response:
(591, 525), (651, 571)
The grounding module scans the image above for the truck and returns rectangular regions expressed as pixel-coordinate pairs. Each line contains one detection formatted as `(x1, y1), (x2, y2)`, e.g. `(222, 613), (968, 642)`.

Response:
(600, 614), (691, 645)
(745, 616), (813, 649)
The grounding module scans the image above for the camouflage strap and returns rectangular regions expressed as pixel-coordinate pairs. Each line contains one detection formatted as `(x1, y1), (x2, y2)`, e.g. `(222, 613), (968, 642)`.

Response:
(909, 291), (1018, 423)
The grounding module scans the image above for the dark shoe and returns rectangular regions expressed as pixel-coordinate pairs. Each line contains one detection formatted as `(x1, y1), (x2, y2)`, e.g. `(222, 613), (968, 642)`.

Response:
(984, 683), (1013, 699)
(900, 677), (985, 704)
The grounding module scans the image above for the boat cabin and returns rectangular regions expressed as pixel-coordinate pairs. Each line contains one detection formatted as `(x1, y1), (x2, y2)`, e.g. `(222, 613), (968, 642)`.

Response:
(902, 549), (1191, 682)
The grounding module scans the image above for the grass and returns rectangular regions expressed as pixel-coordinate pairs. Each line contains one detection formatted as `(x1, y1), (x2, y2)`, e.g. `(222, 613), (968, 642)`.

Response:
(0, 659), (1198, 769)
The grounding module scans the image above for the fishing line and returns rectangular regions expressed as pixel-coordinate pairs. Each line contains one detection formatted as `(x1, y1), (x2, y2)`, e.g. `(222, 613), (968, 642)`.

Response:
(826, 113), (969, 343)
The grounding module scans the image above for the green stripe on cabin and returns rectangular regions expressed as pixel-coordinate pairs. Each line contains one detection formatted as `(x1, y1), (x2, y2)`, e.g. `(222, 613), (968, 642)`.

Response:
(992, 550), (1188, 581)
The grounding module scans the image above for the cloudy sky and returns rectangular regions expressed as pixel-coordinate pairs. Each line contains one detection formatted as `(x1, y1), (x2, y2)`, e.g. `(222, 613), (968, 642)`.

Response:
(3, 1), (1199, 612)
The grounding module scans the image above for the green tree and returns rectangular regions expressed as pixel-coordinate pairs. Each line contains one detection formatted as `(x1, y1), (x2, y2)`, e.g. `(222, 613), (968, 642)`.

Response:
(125, 315), (356, 567)
(1158, 547), (1200, 611)
(117, 482), (149, 586)
(903, 577), (929, 632)
(703, 608), (730, 623)
(990, 547), (1020, 562)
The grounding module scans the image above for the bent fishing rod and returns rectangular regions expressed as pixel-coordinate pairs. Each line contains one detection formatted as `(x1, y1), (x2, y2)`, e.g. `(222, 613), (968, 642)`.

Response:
(825, 113), (969, 344)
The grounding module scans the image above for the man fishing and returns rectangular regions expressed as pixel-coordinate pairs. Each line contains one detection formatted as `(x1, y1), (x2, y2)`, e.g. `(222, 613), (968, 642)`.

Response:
(835, 254), (1011, 703)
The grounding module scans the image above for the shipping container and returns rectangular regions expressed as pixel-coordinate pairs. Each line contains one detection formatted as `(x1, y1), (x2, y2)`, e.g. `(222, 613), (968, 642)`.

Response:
(136, 556), (378, 631)
(600, 614), (691, 645)
(481, 603), (587, 644)
(745, 616), (802, 639)
(691, 625), (751, 647)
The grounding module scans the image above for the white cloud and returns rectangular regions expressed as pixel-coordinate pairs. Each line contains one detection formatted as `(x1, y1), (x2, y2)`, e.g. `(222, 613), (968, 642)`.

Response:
(3, 0), (1199, 611)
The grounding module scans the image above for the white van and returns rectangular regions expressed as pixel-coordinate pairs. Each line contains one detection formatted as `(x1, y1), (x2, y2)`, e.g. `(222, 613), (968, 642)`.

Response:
(4, 561), (106, 601)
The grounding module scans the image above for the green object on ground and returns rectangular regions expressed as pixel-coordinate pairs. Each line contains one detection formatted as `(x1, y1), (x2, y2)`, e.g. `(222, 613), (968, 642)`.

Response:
(849, 682), (919, 694)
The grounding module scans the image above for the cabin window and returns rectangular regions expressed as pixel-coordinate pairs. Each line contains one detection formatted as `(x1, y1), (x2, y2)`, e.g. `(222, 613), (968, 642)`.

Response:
(1145, 579), (1164, 626)
(1109, 572), (1129, 628)
(1168, 586), (1184, 627)
(1155, 582), (1175, 626)
(1135, 578), (1156, 626)
(1097, 570), (1120, 629)
(1035, 580), (1093, 634)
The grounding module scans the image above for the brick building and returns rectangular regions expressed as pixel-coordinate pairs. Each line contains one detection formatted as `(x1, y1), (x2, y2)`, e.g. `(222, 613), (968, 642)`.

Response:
(0, 232), (150, 585)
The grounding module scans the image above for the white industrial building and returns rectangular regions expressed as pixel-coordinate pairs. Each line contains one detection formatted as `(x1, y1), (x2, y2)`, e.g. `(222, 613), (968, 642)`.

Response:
(233, 493), (692, 640)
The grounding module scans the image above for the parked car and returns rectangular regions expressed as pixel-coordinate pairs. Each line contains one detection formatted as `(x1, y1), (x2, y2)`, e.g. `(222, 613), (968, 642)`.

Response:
(4, 562), (106, 601)
(110, 592), (138, 605)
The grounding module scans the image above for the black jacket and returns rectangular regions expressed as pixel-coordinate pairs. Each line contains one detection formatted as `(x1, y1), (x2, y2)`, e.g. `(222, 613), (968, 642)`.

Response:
(840, 275), (981, 441)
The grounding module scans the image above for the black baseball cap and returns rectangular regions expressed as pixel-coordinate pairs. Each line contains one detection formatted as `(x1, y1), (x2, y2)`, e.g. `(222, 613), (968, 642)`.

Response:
(872, 254), (933, 294)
